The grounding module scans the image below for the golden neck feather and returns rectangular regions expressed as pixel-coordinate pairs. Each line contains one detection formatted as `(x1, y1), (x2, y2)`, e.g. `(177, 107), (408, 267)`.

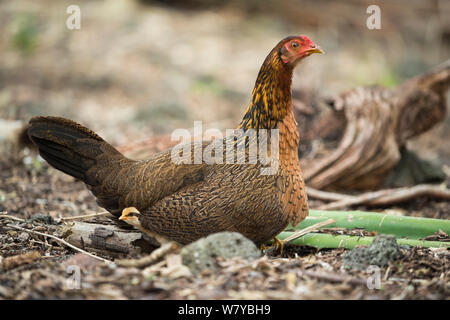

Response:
(238, 50), (294, 131)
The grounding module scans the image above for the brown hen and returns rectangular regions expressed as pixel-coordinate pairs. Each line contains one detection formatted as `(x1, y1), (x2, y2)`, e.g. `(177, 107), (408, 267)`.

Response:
(27, 36), (323, 245)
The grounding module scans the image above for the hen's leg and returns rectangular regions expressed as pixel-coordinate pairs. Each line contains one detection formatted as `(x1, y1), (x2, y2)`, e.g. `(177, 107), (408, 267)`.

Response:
(274, 237), (286, 255)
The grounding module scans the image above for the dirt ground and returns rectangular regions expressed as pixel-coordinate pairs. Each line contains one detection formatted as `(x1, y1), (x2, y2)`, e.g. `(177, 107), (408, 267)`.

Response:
(0, 0), (449, 299)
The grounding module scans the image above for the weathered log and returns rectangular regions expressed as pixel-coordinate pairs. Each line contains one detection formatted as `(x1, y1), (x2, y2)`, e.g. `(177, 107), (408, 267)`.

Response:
(300, 60), (450, 190)
(61, 221), (158, 258)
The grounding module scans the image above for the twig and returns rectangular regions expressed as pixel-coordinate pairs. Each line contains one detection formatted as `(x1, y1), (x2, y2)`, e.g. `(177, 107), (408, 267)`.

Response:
(317, 189), (391, 210)
(387, 277), (430, 285)
(284, 218), (335, 243)
(115, 242), (178, 268)
(60, 211), (110, 221)
(0, 214), (25, 223)
(383, 266), (391, 282)
(307, 187), (353, 201)
(30, 239), (64, 251)
(6, 224), (111, 263)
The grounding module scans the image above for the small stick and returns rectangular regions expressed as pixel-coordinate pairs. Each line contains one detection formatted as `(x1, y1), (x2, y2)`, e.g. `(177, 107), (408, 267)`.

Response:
(6, 224), (111, 263)
(60, 211), (110, 221)
(387, 277), (430, 285)
(317, 189), (390, 210)
(383, 266), (391, 282)
(115, 242), (178, 268)
(307, 187), (353, 201)
(30, 239), (64, 251)
(284, 218), (335, 243)
(0, 214), (25, 223)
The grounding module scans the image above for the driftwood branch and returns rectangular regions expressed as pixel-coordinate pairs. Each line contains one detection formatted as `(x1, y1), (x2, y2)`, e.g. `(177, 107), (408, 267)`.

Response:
(308, 184), (450, 210)
(300, 62), (450, 191)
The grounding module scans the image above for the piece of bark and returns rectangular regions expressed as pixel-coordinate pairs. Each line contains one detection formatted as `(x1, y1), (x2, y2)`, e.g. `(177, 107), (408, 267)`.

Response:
(62, 221), (157, 258)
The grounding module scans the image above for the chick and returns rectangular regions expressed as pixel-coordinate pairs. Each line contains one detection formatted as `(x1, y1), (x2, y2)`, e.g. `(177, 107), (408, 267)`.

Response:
(119, 207), (171, 245)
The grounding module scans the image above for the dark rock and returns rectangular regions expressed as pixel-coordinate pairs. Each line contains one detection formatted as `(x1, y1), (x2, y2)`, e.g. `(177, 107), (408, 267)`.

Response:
(25, 213), (56, 225)
(342, 235), (403, 270)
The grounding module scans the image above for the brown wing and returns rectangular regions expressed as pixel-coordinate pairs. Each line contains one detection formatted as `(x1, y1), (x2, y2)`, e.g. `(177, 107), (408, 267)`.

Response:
(137, 162), (289, 245)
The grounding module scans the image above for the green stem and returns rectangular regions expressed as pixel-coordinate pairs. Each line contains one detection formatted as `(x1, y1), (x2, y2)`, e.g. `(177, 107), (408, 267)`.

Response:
(288, 210), (450, 240)
(272, 232), (449, 249)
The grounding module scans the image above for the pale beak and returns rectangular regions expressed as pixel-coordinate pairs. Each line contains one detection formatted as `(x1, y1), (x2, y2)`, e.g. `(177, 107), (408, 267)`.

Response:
(306, 46), (324, 54)
(119, 214), (126, 221)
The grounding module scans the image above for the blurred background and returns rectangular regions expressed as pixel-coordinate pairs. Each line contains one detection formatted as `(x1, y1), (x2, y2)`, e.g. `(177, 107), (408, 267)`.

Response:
(0, 0), (449, 150)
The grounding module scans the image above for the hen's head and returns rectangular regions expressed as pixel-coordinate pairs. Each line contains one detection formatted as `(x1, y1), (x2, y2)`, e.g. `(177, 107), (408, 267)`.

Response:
(276, 35), (323, 68)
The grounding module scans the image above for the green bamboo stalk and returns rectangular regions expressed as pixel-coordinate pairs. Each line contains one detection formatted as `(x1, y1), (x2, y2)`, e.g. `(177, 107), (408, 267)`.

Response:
(273, 232), (449, 249)
(288, 210), (450, 240)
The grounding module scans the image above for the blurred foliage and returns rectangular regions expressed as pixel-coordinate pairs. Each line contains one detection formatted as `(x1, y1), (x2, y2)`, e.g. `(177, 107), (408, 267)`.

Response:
(378, 70), (400, 88)
(10, 13), (39, 54)
(14, 102), (51, 119)
(191, 76), (226, 96)
(191, 76), (245, 103)
(134, 102), (189, 131)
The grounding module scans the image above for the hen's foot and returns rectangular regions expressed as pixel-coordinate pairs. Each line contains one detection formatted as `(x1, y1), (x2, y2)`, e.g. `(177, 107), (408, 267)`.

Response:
(274, 237), (286, 256)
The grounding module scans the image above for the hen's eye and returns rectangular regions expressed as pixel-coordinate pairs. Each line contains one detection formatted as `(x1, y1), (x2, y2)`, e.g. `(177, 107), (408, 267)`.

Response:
(291, 42), (299, 48)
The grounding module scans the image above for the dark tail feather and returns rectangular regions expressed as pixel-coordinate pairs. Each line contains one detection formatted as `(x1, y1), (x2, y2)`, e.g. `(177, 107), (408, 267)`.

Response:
(27, 116), (123, 186)
(31, 136), (90, 180)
